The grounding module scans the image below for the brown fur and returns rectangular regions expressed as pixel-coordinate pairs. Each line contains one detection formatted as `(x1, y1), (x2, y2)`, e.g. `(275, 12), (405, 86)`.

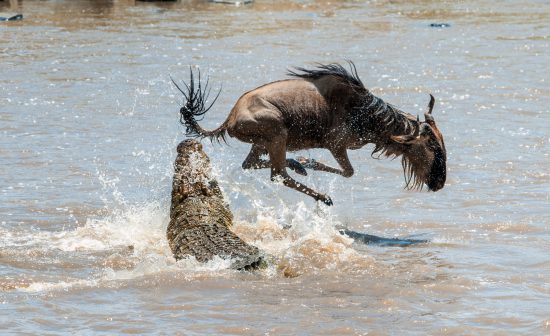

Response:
(174, 63), (446, 205)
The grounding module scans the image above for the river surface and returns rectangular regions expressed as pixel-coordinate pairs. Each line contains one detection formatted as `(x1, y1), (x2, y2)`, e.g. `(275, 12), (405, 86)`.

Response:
(1, 0), (549, 334)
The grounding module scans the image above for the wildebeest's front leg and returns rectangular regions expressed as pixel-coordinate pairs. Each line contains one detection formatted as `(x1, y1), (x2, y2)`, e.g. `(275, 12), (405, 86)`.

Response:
(296, 147), (354, 177)
(242, 144), (307, 176)
(265, 136), (333, 206)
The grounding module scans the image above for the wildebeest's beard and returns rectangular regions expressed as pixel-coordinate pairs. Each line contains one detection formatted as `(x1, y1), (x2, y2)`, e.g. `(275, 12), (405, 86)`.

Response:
(372, 142), (432, 191)
(402, 153), (426, 191)
(398, 135), (446, 191)
(401, 148), (432, 191)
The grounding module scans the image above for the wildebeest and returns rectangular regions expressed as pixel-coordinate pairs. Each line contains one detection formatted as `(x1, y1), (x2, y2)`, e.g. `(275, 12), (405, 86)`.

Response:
(173, 62), (446, 205)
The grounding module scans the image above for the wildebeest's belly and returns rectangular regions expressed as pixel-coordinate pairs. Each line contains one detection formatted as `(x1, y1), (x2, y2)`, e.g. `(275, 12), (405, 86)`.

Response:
(285, 128), (327, 151)
(282, 106), (333, 150)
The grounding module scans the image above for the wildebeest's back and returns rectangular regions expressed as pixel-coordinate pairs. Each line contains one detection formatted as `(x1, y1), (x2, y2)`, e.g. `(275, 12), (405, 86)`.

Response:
(228, 79), (342, 150)
(167, 140), (263, 270)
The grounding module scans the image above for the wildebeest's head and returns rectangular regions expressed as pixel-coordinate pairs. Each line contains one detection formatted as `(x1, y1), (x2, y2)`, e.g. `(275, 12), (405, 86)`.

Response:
(390, 95), (447, 191)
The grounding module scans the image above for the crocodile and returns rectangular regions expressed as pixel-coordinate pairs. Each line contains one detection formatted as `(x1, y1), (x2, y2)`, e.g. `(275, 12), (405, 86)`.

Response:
(167, 139), (263, 270)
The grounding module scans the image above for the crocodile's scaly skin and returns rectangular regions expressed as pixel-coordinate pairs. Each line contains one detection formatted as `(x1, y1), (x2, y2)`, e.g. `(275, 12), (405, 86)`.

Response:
(167, 140), (262, 270)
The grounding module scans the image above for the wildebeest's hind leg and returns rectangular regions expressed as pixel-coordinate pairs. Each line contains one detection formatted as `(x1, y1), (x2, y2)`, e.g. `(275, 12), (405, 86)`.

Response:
(296, 147), (354, 178)
(242, 144), (307, 176)
(242, 144), (270, 170)
(265, 137), (333, 206)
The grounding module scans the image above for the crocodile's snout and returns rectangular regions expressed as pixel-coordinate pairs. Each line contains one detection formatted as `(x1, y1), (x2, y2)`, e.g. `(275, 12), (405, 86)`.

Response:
(177, 139), (202, 154)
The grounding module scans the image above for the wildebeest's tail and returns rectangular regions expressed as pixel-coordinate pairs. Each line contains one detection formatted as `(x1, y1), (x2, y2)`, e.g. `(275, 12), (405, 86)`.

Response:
(172, 68), (227, 142)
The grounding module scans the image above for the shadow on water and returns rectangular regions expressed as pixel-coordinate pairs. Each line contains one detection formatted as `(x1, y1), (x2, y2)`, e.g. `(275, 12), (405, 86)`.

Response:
(340, 229), (428, 247)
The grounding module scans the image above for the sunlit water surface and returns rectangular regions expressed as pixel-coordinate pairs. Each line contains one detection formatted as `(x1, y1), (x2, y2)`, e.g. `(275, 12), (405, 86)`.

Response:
(1, 0), (549, 334)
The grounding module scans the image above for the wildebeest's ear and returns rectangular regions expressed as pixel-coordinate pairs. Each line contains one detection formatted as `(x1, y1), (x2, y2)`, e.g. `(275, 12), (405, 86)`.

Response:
(390, 134), (418, 144)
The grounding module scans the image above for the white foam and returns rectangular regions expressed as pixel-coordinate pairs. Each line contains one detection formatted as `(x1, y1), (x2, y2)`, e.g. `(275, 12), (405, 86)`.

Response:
(51, 201), (170, 253)
(230, 200), (368, 276)
(12, 197), (371, 293)
(7, 161), (376, 294)
(19, 279), (98, 293)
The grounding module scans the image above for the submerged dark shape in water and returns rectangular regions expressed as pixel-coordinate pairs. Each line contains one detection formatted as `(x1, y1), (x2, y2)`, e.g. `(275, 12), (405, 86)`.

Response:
(173, 62), (447, 206)
(429, 23), (451, 28)
(340, 229), (428, 247)
(209, 0), (253, 4)
(167, 139), (263, 270)
(0, 13), (23, 21)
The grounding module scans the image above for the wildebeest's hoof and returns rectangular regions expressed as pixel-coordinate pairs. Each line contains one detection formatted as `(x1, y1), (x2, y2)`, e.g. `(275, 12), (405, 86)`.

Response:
(287, 159), (307, 176)
(317, 194), (333, 206)
(296, 156), (317, 169)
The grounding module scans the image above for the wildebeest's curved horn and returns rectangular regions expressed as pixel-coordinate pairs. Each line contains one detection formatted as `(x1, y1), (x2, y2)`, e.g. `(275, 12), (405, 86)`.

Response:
(424, 94), (435, 122)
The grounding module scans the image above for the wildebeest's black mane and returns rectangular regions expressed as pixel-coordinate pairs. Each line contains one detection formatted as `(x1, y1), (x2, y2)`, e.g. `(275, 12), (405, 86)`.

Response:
(287, 61), (365, 89)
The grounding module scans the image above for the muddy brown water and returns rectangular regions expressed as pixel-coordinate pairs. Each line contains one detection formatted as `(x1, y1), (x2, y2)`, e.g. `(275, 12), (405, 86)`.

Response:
(1, 0), (549, 334)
